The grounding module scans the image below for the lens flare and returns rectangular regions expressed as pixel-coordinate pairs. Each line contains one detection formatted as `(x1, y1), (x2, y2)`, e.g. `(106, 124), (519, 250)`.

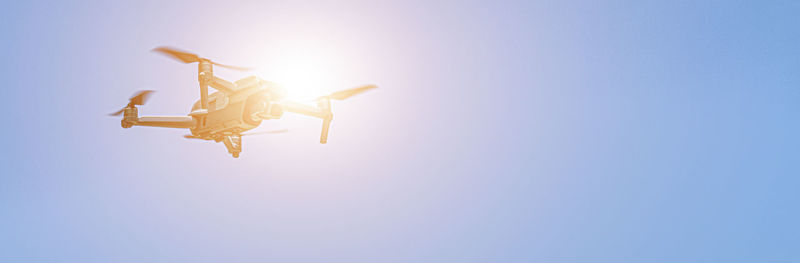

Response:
(256, 44), (347, 102)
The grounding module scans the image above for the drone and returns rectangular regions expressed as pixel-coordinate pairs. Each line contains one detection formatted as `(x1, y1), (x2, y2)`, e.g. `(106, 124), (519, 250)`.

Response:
(110, 47), (377, 158)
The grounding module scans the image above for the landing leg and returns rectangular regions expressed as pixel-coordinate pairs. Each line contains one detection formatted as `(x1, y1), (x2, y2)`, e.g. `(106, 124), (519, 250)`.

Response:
(222, 135), (242, 158)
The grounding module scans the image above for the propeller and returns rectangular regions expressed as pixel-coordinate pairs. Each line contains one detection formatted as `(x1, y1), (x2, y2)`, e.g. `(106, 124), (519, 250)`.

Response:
(312, 85), (376, 143)
(109, 90), (155, 116)
(152, 46), (252, 71)
(241, 129), (289, 136)
(317, 85), (378, 101)
(183, 129), (287, 140)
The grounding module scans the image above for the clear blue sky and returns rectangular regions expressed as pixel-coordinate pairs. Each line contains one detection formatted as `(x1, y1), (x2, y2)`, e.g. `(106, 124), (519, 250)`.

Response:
(1, 0), (798, 262)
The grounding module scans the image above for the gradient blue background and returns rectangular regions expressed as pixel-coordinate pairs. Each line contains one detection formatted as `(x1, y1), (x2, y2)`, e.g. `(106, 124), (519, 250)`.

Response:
(2, 0), (799, 262)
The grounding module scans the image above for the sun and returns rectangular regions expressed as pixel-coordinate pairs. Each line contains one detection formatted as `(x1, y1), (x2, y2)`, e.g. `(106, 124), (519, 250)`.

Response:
(255, 43), (349, 102)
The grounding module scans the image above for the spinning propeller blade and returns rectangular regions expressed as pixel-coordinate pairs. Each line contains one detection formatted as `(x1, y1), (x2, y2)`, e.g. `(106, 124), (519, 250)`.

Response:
(242, 129), (289, 136)
(183, 129), (286, 140)
(152, 46), (252, 71)
(129, 90), (154, 106)
(152, 47), (199, 63)
(322, 85), (378, 101)
(109, 109), (125, 116)
(109, 90), (155, 116)
(211, 62), (253, 71)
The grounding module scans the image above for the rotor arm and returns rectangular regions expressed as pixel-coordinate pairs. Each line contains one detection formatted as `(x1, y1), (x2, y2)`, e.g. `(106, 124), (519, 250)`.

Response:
(129, 116), (196, 129)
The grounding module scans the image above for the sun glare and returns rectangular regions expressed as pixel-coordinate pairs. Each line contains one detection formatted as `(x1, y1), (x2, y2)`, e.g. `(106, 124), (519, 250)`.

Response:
(255, 43), (350, 103)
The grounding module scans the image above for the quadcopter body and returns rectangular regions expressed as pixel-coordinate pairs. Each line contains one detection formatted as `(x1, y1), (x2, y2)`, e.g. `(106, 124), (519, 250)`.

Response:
(111, 47), (377, 158)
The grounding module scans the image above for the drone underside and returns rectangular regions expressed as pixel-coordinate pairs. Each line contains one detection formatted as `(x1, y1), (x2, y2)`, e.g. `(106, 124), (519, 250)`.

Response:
(111, 47), (377, 158)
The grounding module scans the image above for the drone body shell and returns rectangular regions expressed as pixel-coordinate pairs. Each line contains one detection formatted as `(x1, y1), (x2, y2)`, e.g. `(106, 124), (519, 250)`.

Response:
(188, 76), (286, 141)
